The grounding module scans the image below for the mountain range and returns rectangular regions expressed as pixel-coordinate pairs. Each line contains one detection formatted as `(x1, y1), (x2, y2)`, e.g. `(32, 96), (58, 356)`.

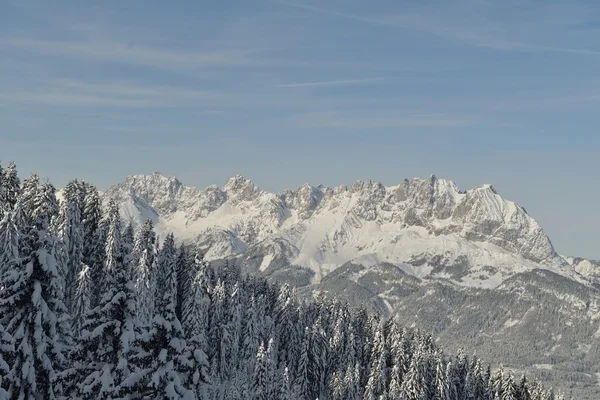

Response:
(100, 172), (600, 398)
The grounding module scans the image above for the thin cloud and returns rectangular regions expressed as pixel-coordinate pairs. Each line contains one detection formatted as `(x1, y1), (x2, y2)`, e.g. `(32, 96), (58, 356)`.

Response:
(0, 79), (226, 108)
(275, 0), (600, 57)
(277, 78), (384, 88)
(0, 38), (267, 71)
(290, 111), (471, 129)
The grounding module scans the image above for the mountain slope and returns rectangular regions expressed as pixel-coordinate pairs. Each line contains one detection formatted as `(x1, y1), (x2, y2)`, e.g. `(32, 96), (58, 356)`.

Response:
(102, 173), (581, 288)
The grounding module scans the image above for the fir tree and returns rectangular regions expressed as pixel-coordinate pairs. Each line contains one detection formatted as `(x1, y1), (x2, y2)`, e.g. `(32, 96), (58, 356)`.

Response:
(69, 200), (136, 399)
(1, 162), (20, 213)
(0, 207), (21, 280)
(57, 180), (85, 314)
(180, 248), (210, 387)
(252, 342), (268, 400)
(81, 183), (104, 307)
(133, 219), (158, 324)
(0, 323), (15, 397)
(123, 233), (199, 399)
(71, 264), (93, 334)
(0, 183), (70, 399)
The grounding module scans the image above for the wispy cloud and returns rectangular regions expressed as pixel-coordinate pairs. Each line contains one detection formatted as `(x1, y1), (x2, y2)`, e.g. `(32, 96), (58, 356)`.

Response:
(289, 111), (470, 129)
(275, 0), (600, 57)
(0, 79), (225, 108)
(277, 77), (383, 88)
(0, 38), (267, 71)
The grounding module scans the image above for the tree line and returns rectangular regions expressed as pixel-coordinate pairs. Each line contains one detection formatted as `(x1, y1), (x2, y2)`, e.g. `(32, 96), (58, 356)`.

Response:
(0, 162), (566, 399)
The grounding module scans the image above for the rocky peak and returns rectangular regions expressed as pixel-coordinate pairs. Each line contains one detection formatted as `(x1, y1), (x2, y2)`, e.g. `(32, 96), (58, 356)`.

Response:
(223, 175), (261, 202)
(282, 184), (325, 220)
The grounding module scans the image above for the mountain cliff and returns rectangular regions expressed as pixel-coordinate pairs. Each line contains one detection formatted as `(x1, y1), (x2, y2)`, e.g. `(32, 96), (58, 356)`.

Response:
(102, 173), (579, 287)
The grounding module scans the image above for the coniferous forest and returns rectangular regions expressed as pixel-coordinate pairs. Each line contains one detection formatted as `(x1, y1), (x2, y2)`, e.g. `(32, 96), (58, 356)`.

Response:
(0, 162), (566, 399)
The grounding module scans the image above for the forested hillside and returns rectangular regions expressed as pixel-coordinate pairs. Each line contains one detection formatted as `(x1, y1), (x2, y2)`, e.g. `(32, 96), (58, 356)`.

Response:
(0, 162), (564, 399)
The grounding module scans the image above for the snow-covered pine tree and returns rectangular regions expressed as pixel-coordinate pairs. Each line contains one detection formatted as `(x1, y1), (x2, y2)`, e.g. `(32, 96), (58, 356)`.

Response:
(365, 319), (388, 399)
(493, 365), (505, 399)
(0, 323), (15, 397)
(122, 233), (199, 399)
(1, 162), (20, 214)
(330, 370), (346, 400)
(401, 353), (429, 400)
(279, 366), (293, 400)
(0, 206), (21, 280)
(295, 326), (310, 399)
(58, 180), (85, 314)
(275, 284), (300, 373)
(179, 247), (210, 390)
(517, 374), (531, 400)
(81, 182), (104, 307)
(122, 222), (135, 268)
(69, 199), (136, 399)
(174, 244), (189, 322)
(501, 371), (518, 400)
(432, 350), (448, 400)
(71, 264), (92, 334)
(252, 342), (269, 400)
(0, 181), (70, 399)
(133, 219), (158, 325)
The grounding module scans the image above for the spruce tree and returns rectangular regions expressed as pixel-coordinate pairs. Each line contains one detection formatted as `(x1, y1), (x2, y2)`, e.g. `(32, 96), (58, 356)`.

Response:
(71, 264), (93, 334)
(70, 200), (136, 399)
(123, 233), (199, 399)
(57, 180), (85, 314)
(81, 183), (104, 307)
(0, 182), (70, 399)
(252, 342), (268, 400)
(2, 162), (20, 213)
(133, 219), (158, 324)
(0, 323), (15, 397)
(179, 248), (210, 385)
(0, 207), (21, 279)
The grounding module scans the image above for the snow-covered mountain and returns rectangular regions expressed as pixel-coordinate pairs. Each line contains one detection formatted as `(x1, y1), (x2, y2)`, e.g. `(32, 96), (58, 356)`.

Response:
(102, 172), (600, 398)
(102, 172), (586, 288)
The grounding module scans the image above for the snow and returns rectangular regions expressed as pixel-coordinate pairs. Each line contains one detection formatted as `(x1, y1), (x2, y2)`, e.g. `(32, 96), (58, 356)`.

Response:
(101, 173), (585, 290)
(259, 254), (273, 272)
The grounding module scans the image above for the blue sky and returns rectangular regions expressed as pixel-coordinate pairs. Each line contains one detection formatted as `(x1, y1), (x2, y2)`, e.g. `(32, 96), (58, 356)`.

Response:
(1, 0), (599, 258)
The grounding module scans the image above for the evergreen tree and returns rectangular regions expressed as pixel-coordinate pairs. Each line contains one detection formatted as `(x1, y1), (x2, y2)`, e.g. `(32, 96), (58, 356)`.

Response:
(502, 371), (518, 400)
(1, 162), (20, 213)
(122, 222), (135, 269)
(518, 374), (531, 400)
(279, 366), (293, 400)
(81, 183), (104, 307)
(252, 342), (268, 400)
(57, 180), (85, 314)
(123, 233), (199, 399)
(0, 182), (70, 399)
(133, 219), (158, 324)
(70, 200), (136, 399)
(330, 370), (345, 400)
(174, 244), (190, 322)
(0, 207), (21, 279)
(0, 323), (15, 397)
(180, 248), (210, 387)
(71, 264), (93, 334)
(295, 327), (310, 399)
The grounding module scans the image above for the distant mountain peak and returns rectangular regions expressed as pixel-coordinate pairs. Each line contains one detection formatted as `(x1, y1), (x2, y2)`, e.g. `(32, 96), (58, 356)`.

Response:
(101, 172), (577, 286)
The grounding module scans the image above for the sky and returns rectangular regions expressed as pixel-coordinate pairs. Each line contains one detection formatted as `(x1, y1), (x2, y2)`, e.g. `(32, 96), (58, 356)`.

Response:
(1, 0), (599, 259)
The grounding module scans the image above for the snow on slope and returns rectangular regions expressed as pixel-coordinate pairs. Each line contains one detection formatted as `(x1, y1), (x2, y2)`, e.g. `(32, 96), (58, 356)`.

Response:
(102, 173), (583, 289)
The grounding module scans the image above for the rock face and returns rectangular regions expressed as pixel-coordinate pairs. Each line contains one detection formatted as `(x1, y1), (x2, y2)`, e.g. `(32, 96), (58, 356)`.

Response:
(102, 173), (569, 285)
(101, 172), (600, 398)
